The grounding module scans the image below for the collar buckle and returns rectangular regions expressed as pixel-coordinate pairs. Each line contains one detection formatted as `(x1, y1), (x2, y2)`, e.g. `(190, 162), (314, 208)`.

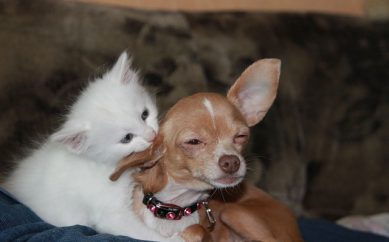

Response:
(202, 201), (216, 231)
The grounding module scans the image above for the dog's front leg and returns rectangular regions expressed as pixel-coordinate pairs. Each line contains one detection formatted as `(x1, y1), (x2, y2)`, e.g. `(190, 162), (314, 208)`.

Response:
(180, 224), (213, 242)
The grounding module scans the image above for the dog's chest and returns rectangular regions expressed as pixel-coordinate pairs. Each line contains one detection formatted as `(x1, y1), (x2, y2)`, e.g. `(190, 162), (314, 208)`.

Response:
(143, 209), (200, 237)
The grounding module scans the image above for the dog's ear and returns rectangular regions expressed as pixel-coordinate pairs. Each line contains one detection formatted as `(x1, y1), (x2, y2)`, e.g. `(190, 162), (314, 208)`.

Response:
(227, 59), (281, 127)
(135, 159), (168, 194)
(109, 134), (165, 181)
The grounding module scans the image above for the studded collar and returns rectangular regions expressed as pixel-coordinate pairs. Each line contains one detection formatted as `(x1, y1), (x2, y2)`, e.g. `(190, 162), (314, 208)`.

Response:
(142, 192), (204, 220)
(142, 192), (216, 230)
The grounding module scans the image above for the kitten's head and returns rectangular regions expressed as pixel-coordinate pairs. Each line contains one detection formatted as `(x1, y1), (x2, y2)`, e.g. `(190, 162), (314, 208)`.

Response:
(51, 52), (159, 164)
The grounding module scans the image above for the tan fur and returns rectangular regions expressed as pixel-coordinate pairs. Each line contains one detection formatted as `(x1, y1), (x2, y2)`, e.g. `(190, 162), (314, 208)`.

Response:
(132, 185), (147, 219)
(109, 59), (301, 242)
(227, 59), (280, 126)
(157, 93), (249, 189)
(201, 182), (304, 242)
(181, 224), (213, 242)
(135, 161), (168, 194)
(110, 134), (165, 182)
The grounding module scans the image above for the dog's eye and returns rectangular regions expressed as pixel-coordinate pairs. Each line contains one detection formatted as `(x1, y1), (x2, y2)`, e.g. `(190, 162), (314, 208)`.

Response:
(141, 109), (149, 121)
(185, 139), (202, 145)
(234, 134), (248, 144)
(120, 133), (134, 144)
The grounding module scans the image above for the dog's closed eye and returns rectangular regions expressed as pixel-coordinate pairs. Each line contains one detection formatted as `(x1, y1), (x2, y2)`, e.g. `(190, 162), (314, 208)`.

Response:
(180, 138), (206, 153)
(185, 139), (203, 145)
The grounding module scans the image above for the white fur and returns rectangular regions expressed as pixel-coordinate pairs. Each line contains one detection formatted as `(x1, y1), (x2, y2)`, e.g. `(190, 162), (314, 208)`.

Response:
(203, 98), (216, 129)
(1, 52), (176, 241)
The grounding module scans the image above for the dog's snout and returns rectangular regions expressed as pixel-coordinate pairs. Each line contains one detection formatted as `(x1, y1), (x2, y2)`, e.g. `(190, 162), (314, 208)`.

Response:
(218, 155), (240, 174)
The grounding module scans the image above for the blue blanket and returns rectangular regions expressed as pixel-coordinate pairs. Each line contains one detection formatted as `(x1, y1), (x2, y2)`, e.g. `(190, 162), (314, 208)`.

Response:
(1, 188), (388, 242)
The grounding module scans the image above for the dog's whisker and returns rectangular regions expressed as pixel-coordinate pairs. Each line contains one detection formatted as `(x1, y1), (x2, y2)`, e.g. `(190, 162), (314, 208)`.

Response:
(220, 188), (227, 203)
(209, 189), (218, 199)
(245, 166), (255, 171)
(223, 187), (232, 196)
(230, 185), (241, 196)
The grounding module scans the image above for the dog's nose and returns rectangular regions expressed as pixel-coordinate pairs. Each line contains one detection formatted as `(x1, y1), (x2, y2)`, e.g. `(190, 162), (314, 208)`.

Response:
(218, 155), (240, 174)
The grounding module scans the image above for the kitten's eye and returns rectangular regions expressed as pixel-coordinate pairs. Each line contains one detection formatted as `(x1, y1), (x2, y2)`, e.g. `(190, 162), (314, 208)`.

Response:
(120, 133), (134, 144)
(141, 109), (149, 121)
(185, 139), (202, 145)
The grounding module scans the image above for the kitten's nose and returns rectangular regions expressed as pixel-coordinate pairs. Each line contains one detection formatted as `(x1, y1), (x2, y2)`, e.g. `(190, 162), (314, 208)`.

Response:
(146, 130), (156, 142)
(218, 155), (240, 174)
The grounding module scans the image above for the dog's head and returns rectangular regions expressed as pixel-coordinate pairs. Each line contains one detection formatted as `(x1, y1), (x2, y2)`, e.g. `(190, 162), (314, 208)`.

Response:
(159, 59), (280, 191)
(111, 59), (280, 193)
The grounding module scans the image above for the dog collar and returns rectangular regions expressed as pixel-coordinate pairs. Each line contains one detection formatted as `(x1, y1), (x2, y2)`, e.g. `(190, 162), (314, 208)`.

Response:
(142, 192), (204, 220)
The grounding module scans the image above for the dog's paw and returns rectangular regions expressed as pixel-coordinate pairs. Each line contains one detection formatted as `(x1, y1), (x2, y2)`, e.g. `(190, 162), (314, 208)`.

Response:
(180, 224), (213, 242)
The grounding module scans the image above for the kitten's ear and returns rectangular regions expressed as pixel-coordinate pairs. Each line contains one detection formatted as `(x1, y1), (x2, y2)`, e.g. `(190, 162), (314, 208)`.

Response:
(108, 51), (137, 85)
(227, 59), (281, 127)
(51, 121), (90, 154)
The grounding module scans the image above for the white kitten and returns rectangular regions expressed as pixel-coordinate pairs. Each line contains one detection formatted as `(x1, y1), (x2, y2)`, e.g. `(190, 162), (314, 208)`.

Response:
(2, 52), (173, 241)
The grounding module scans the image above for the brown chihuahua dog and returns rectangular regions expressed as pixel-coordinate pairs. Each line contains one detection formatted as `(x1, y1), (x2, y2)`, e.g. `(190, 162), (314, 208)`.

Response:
(110, 58), (302, 241)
